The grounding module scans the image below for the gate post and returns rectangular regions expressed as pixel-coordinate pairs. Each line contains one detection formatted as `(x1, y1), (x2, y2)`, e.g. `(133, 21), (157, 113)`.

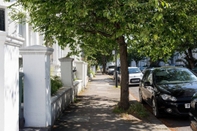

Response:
(75, 61), (85, 87)
(75, 61), (88, 88)
(20, 45), (53, 128)
(0, 32), (24, 131)
(59, 57), (74, 87)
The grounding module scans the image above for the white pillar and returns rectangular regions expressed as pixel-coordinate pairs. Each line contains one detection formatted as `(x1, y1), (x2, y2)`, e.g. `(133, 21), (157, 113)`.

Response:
(84, 62), (88, 87)
(0, 32), (24, 131)
(36, 32), (39, 45)
(20, 45), (53, 128)
(75, 61), (85, 87)
(59, 57), (74, 87)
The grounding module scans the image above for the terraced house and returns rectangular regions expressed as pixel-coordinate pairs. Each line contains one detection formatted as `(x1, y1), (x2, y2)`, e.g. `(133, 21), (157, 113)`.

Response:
(0, 0), (90, 131)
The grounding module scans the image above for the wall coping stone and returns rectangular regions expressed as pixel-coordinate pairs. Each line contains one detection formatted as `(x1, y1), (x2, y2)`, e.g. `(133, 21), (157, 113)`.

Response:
(20, 45), (54, 55)
(59, 57), (74, 62)
(51, 87), (71, 104)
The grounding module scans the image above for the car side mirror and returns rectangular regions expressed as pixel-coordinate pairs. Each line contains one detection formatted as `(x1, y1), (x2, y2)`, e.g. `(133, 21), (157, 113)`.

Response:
(144, 81), (151, 86)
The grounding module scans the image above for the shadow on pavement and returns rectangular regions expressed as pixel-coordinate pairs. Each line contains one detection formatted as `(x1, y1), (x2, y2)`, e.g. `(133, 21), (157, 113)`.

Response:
(52, 95), (159, 131)
(52, 73), (170, 131)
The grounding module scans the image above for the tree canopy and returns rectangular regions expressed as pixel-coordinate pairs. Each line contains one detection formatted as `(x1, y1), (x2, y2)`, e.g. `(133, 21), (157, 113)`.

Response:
(130, 0), (197, 62)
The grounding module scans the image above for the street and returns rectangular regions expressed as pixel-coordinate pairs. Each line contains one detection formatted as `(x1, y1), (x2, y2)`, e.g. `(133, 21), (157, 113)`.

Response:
(129, 86), (193, 131)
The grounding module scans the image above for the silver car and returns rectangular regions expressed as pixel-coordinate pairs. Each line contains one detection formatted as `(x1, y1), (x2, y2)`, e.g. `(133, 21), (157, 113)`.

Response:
(107, 65), (115, 75)
(119, 67), (143, 85)
(128, 67), (143, 85)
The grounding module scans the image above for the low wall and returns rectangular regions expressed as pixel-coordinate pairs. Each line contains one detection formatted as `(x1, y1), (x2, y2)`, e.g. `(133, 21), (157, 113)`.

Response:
(74, 80), (83, 95)
(51, 80), (83, 125)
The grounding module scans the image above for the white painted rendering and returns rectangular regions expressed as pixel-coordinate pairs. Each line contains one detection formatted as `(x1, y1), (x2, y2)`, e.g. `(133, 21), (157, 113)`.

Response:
(59, 57), (74, 87)
(75, 61), (88, 88)
(0, 31), (24, 131)
(20, 45), (53, 127)
(75, 61), (84, 86)
(1, 0), (87, 130)
(0, 32), (6, 131)
(84, 62), (88, 87)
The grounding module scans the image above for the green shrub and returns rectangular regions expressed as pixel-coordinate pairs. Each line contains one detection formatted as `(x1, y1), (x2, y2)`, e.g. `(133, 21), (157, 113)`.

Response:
(127, 103), (149, 118)
(113, 105), (125, 114)
(89, 70), (95, 77)
(51, 76), (63, 95)
(113, 102), (149, 119)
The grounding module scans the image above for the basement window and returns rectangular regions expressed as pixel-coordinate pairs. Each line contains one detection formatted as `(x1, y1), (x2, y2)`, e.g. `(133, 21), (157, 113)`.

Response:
(0, 9), (5, 31)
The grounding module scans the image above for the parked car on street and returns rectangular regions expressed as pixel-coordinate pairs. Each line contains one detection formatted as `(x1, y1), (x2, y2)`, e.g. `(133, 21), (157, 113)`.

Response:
(113, 66), (121, 80)
(128, 67), (143, 85)
(119, 67), (143, 85)
(139, 66), (147, 72)
(139, 66), (197, 118)
(191, 67), (197, 75)
(189, 93), (197, 131)
(106, 65), (115, 75)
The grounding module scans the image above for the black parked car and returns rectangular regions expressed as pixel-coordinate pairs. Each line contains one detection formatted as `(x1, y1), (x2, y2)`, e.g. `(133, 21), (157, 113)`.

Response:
(139, 66), (197, 118)
(189, 93), (197, 131)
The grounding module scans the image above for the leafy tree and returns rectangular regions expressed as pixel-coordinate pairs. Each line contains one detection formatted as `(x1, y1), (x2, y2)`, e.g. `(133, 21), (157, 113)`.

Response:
(81, 34), (115, 74)
(176, 48), (197, 69)
(8, 0), (197, 110)
(167, 1), (197, 69)
(10, 0), (134, 109)
(132, 0), (197, 64)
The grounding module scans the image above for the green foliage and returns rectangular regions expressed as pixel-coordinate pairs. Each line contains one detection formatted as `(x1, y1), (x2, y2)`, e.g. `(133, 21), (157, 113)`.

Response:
(175, 48), (197, 69)
(51, 76), (63, 95)
(127, 103), (149, 119)
(132, 0), (197, 62)
(113, 105), (125, 114)
(90, 70), (95, 77)
(113, 102), (149, 119)
(127, 45), (146, 66)
(9, 0), (197, 63)
(10, 0), (197, 109)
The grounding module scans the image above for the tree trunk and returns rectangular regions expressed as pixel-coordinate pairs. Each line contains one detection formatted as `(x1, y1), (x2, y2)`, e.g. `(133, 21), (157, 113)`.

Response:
(185, 48), (195, 69)
(117, 35), (130, 110)
(135, 60), (139, 67)
(102, 55), (107, 74)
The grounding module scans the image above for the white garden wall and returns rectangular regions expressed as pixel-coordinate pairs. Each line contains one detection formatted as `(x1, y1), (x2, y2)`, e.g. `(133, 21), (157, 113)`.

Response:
(51, 80), (83, 125)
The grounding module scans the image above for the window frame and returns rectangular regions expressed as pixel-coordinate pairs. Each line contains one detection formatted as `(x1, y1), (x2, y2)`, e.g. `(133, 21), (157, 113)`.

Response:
(0, 8), (5, 31)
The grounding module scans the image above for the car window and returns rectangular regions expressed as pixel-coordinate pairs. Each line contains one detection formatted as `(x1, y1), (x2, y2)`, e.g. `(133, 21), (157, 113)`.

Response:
(128, 68), (141, 74)
(142, 70), (151, 82)
(116, 67), (121, 72)
(108, 66), (115, 69)
(147, 73), (153, 84)
(154, 68), (197, 84)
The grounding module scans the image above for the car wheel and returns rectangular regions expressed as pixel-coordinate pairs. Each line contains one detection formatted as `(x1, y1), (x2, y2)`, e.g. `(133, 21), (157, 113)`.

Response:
(139, 89), (145, 104)
(152, 98), (160, 118)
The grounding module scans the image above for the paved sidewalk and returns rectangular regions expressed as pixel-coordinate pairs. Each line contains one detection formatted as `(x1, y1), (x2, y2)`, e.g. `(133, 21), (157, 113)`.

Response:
(51, 73), (170, 131)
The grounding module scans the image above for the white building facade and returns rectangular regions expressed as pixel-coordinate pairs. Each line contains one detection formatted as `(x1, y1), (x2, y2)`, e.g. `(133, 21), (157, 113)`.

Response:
(0, 0), (88, 130)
